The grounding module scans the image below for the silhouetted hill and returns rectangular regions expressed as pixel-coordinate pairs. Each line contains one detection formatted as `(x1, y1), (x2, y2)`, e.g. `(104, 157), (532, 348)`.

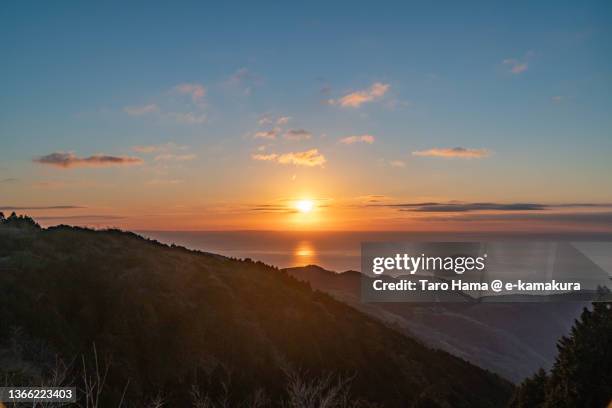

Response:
(284, 265), (586, 382)
(0, 220), (512, 407)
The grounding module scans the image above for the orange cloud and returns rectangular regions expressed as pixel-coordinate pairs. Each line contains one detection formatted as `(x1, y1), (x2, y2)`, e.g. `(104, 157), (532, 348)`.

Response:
(329, 82), (389, 108)
(251, 153), (278, 161)
(412, 147), (490, 159)
(339, 134), (375, 144)
(252, 149), (326, 167)
(34, 152), (143, 168)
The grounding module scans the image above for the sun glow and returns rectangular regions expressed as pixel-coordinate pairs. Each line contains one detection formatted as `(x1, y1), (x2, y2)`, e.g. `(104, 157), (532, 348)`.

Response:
(295, 199), (314, 213)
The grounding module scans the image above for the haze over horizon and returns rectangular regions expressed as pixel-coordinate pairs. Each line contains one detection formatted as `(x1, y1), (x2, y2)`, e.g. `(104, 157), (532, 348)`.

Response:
(2, 2), (612, 232)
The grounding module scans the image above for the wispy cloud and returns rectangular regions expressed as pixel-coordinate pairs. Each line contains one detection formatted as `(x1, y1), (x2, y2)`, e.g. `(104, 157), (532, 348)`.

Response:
(0, 178), (18, 183)
(371, 201), (612, 213)
(0, 205), (84, 210)
(503, 58), (528, 74)
(389, 202), (546, 212)
(123, 104), (159, 116)
(276, 116), (291, 125)
(33, 215), (125, 222)
(254, 129), (279, 140)
(284, 129), (312, 141)
(33, 152), (143, 168)
(412, 147), (490, 159)
(339, 134), (375, 144)
(389, 160), (406, 168)
(328, 82), (390, 108)
(252, 149), (326, 167)
(258, 114), (290, 126)
(420, 211), (612, 228)
(174, 83), (206, 102)
(251, 153), (278, 162)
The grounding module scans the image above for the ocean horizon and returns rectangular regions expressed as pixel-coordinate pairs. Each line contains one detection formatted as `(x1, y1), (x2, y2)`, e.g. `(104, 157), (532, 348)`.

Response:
(138, 230), (612, 272)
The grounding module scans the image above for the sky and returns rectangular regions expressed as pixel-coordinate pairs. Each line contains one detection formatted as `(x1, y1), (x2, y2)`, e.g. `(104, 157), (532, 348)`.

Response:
(1, 1), (611, 231)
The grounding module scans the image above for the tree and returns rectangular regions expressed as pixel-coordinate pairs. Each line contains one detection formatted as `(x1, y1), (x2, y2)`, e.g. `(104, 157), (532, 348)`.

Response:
(544, 302), (612, 407)
(508, 368), (547, 408)
(510, 302), (612, 407)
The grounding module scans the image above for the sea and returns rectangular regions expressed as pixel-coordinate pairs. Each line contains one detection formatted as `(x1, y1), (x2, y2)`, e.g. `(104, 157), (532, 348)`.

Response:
(137, 230), (612, 272)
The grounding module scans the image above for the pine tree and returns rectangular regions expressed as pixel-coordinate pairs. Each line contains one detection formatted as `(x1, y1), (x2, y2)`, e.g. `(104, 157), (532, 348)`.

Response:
(544, 302), (612, 407)
(508, 368), (547, 408)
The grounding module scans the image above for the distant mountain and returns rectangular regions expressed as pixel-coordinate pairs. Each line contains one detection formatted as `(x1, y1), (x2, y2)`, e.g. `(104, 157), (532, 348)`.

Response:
(0, 219), (512, 407)
(284, 265), (586, 383)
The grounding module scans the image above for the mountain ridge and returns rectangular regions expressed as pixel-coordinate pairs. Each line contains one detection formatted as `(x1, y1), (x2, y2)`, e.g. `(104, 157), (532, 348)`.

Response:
(0, 219), (512, 407)
(283, 264), (586, 382)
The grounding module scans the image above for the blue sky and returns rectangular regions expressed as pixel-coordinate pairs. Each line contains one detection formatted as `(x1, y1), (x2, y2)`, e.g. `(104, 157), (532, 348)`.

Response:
(1, 1), (611, 230)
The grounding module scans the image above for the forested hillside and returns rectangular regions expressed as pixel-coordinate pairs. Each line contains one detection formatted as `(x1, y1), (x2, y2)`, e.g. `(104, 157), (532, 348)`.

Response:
(0, 214), (511, 407)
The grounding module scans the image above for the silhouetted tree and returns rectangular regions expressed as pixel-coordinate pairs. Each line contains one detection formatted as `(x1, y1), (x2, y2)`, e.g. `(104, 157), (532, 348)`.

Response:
(1, 212), (40, 229)
(508, 368), (547, 408)
(544, 302), (612, 407)
(509, 302), (612, 408)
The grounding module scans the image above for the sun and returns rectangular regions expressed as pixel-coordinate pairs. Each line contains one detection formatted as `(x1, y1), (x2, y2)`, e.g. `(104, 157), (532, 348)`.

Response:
(295, 199), (314, 214)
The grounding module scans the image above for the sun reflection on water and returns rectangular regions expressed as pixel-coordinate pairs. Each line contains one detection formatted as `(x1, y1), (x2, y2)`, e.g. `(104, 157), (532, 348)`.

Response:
(292, 240), (319, 266)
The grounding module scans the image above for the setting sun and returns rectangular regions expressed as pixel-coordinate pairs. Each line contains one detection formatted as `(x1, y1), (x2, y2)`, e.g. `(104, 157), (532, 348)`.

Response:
(295, 199), (314, 213)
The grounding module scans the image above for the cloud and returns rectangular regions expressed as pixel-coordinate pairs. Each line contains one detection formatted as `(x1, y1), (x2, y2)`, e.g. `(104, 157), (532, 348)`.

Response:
(284, 129), (312, 141)
(258, 114), (290, 126)
(391, 202), (547, 212)
(0, 178), (18, 183)
(258, 115), (273, 126)
(339, 134), (375, 144)
(33, 152), (143, 168)
(248, 204), (296, 214)
(251, 153), (278, 161)
(503, 58), (528, 74)
(252, 149), (326, 167)
(372, 202), (612, 214)
(412, 147), (490, 159)
(329, 82), (390, 108)
(276, 116), (291, 125)
(389, 160), (406, 168)
(169, 112), (207, 124)
(154, 153), (196, 162)
(34, 215), (125, 222)
(254, 129), (279, 140)
(551, 96), (564, 103)
(422, 211), (612, 227)
(0, 205), (84, 210)
(174, 83), (206, 102)
(123, 104), (159, 116)
(277, 149), (326, 167)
